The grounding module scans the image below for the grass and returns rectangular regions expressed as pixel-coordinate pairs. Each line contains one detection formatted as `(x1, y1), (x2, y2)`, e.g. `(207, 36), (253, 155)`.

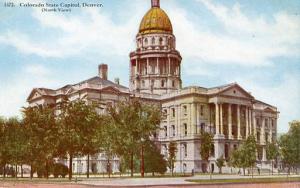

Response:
(186, 177), (300, 184)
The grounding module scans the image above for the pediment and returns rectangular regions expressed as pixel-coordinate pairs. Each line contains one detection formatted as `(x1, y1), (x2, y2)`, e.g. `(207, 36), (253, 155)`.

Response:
(66, 87), (77, 95)
(27, 89), (43, 101)
(101, 86), (120, 94)
(264, 107), (276, 113)
(219, 84), (254, 99)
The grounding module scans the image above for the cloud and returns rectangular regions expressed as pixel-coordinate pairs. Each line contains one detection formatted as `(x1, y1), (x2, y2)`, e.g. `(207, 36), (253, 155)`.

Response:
(168, 0), (300, 67)
(228, 73), (300, 133)
(0, 2), (146, 58)
(0, 64), (58, 117)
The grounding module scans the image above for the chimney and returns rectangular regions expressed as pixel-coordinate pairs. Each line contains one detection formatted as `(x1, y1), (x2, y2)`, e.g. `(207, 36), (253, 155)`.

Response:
(151, 0), (160, 8)
(98, 64), (108, 80)
(114, 78), (120, 85)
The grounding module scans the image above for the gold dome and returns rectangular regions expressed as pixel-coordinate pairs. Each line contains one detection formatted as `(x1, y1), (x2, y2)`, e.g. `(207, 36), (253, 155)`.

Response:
(139, 7), (173, 34)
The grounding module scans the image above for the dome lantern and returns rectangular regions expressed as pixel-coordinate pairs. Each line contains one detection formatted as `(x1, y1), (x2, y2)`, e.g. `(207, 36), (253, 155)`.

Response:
(151, 0), (160, 8)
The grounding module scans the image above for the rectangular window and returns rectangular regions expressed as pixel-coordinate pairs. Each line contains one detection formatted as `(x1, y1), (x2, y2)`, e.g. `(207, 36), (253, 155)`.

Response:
(172, 108), (175, 118)
(184, 123), (187, 136)
(183, 143), (187, 157)
(200, 105), (204, 116)
(164, 126), (168, 137)
(171, 125), (175, 137)
(183, 105), (187, 115)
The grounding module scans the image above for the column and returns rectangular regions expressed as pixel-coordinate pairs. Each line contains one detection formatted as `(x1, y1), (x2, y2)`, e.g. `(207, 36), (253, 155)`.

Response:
(246, 107), (249, 138)
(191, 103), (196, 135)
(237, 105), (242, 140)
(215, 103), (220, 135)
(249, 108), (253, 135)
(220, 103), (223, 135)
(261, 118), (265, 144)
(269, 118), (272, 143)
(146, 58), (149, 75)
(156, 57), (159, 74)
(228, 104), (233, 139)
(262, 146), (267, 161)
(177, 105), (181, 137)
(253, 111), (257, 140)
(168, 57), (171, 75)
(196, 104), (200, 134)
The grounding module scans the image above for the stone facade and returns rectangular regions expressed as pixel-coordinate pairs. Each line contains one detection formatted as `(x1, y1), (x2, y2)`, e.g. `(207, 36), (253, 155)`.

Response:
(27, 0), (278, 174)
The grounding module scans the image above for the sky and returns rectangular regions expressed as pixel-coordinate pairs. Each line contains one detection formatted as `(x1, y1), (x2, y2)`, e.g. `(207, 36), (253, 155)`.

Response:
(0, 0), (299, 133)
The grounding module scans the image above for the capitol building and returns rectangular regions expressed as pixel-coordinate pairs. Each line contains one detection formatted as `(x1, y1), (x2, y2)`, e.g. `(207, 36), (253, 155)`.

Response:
(27, 0), (278, 174)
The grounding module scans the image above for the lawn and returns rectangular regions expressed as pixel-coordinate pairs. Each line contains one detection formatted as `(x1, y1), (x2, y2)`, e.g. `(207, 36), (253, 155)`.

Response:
(186, 177), (300, 184)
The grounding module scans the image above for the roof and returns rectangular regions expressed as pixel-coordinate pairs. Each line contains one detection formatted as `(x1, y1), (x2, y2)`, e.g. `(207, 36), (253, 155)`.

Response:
(139, 7), (173, 34)
(27, 76), (129, 102)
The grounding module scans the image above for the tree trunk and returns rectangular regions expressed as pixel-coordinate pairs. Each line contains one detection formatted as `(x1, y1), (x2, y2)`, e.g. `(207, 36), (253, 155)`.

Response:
(3, 165), (5, 178)
(87, 154), (90, 178)
(141, 146), (144, 178)
(271, 160), (273, 175)
(30, 164), (33, 179)
(243, 168), (245, 176)
(107, 158), (110, 178)
(21, 165), (23, 178)
(15, 165), (18, 178)
(69, 153), (73, 181)
(130, 152), (133, 177)
(45, 161), (49, 179)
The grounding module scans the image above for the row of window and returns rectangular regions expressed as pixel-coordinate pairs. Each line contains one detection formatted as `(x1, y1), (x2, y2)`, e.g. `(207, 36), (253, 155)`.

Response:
(162, 143), (188, 158)
(163, 105), (205, 118)
(255, 118), (276, 129)
(163, 124), (188, 137)
(137, 36), (175, 47)
(141, 80), (176, 88)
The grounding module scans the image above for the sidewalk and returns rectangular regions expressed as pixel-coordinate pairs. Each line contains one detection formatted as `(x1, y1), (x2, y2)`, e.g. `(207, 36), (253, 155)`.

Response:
(79, 174), (300, 187)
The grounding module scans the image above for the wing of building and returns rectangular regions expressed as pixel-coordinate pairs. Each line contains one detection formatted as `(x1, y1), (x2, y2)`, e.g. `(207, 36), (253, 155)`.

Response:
(27, 0), (279, 174)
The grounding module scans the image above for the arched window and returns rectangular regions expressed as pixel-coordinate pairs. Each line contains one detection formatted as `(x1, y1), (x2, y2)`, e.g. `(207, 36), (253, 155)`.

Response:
(161, 80), (165, 87)
(159, 37), (163, 45)
(172, 80), (175, 87)
(152, 37), (155, 45)
(184, 123), (187, 136)
(144, 38), (148, 45)
(142, 80), (145, 87)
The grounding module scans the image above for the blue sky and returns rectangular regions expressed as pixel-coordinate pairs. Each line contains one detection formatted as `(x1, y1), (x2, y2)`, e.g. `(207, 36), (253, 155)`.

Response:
(0, 0), (299, 133)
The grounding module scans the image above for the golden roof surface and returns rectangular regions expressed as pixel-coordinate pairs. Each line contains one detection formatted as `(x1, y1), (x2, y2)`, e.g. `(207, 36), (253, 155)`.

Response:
(139, 7), (173, 34)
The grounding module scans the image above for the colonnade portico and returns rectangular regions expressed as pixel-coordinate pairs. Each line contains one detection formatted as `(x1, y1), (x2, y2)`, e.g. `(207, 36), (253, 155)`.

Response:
(213, 102), (254, 140)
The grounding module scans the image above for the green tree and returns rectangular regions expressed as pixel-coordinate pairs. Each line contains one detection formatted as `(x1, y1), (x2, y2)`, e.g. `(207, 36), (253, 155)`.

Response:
(279, 120), (300, 174)
(266, 142), (279, 175)
(144, 141), (167, 176)
(199, 132), (213, 173)
(79, 102), (99, 178)
(230, 135), (256, 176)
(22, 105), (58, 179)
(216, 156), (225, 174)
(108, 100), (161, 177)
(0, 116), (8, 178)
(57, 100), (96, 180)
(167, 141), (177, 176)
